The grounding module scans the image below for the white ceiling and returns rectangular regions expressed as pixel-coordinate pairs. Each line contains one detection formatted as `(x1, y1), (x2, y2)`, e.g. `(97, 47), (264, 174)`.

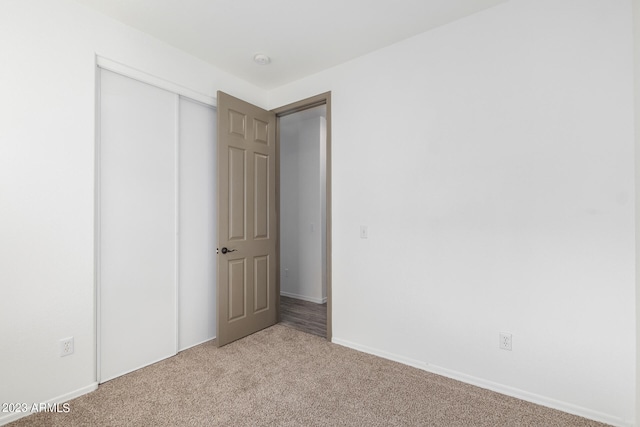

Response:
(73, 0), (506, 89)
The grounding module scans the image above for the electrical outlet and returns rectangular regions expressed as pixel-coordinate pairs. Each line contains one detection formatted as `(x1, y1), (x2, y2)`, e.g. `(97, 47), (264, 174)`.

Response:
(499, 333), (512, 351)
(60, 337), (74, 357)
(360, 225), (368, 239)
(284, 268), (289, 277)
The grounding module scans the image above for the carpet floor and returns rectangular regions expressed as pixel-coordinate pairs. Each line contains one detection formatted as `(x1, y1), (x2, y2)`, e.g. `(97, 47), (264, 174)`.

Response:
(9, 325), (608, 426)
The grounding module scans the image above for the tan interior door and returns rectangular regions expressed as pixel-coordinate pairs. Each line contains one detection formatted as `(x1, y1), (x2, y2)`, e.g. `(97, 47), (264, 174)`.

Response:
(216, 91), (277, 347)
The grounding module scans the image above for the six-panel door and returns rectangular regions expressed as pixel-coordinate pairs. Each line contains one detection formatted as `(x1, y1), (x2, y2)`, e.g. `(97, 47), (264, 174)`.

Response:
(216, 91), (277, 347)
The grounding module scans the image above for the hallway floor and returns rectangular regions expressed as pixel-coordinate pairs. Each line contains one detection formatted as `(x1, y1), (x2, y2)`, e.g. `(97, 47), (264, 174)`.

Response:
(279, 296), (326, 338)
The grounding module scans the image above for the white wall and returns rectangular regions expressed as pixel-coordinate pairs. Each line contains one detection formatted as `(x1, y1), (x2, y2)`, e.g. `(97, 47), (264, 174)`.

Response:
(280, 122), (302, 297)
(0, 0), (266, 424)
(269, 0), (636, 425)
(280, 112), (327, 303)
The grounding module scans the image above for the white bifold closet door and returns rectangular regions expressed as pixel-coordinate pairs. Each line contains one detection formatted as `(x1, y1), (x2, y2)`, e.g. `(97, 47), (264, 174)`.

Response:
(99, 69), (216, 383)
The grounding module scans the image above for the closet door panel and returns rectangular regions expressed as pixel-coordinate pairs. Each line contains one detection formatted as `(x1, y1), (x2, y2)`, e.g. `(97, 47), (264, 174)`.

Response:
(99, 69), (177, 382)
(178, 97), (216, 350)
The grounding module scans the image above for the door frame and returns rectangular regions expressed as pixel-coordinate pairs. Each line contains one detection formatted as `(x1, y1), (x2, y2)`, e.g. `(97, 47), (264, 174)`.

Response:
(273, 92), (332, 341)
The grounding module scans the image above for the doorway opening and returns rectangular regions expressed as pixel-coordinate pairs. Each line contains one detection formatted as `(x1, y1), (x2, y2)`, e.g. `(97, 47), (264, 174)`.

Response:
(275, 95), (331, 339)
(215, 91), (331, 346)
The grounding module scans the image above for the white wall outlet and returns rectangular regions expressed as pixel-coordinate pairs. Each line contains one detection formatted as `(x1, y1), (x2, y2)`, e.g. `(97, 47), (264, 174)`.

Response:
(499, 333), (512, 351)
(60, 337), (74, 357)
(360, 225), (368, 239)
(284, 268), (289, 277)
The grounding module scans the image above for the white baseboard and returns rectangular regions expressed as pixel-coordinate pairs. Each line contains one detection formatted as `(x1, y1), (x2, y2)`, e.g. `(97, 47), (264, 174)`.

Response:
(331, 338), (631, 427)
(0, 382), (98, 426)
(280, 291), (326, 304)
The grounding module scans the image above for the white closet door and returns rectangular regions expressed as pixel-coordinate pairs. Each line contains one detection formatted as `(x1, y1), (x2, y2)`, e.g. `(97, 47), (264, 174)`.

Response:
(178, 97), (216, 350)
(99, 69), (177, 382)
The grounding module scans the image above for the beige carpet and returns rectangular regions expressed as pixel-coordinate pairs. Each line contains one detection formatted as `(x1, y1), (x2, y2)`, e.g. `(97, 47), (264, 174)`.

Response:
(10, 325), (608, 426)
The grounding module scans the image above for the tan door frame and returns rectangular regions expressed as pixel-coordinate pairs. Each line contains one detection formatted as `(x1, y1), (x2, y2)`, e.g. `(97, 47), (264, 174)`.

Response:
(272, 92), (332, 341)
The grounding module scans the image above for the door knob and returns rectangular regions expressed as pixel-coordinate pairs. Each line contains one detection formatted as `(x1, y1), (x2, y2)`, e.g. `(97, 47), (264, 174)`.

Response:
(220, 247), (237, 254)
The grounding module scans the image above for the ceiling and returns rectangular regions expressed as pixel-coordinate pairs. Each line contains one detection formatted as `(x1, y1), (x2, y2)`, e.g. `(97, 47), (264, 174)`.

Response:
(73, 0), (506, 89)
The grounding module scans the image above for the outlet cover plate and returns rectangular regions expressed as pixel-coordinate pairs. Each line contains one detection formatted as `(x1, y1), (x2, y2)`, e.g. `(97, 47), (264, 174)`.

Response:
(60, 337), (74, 357)
(499, 333), (512, 351)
